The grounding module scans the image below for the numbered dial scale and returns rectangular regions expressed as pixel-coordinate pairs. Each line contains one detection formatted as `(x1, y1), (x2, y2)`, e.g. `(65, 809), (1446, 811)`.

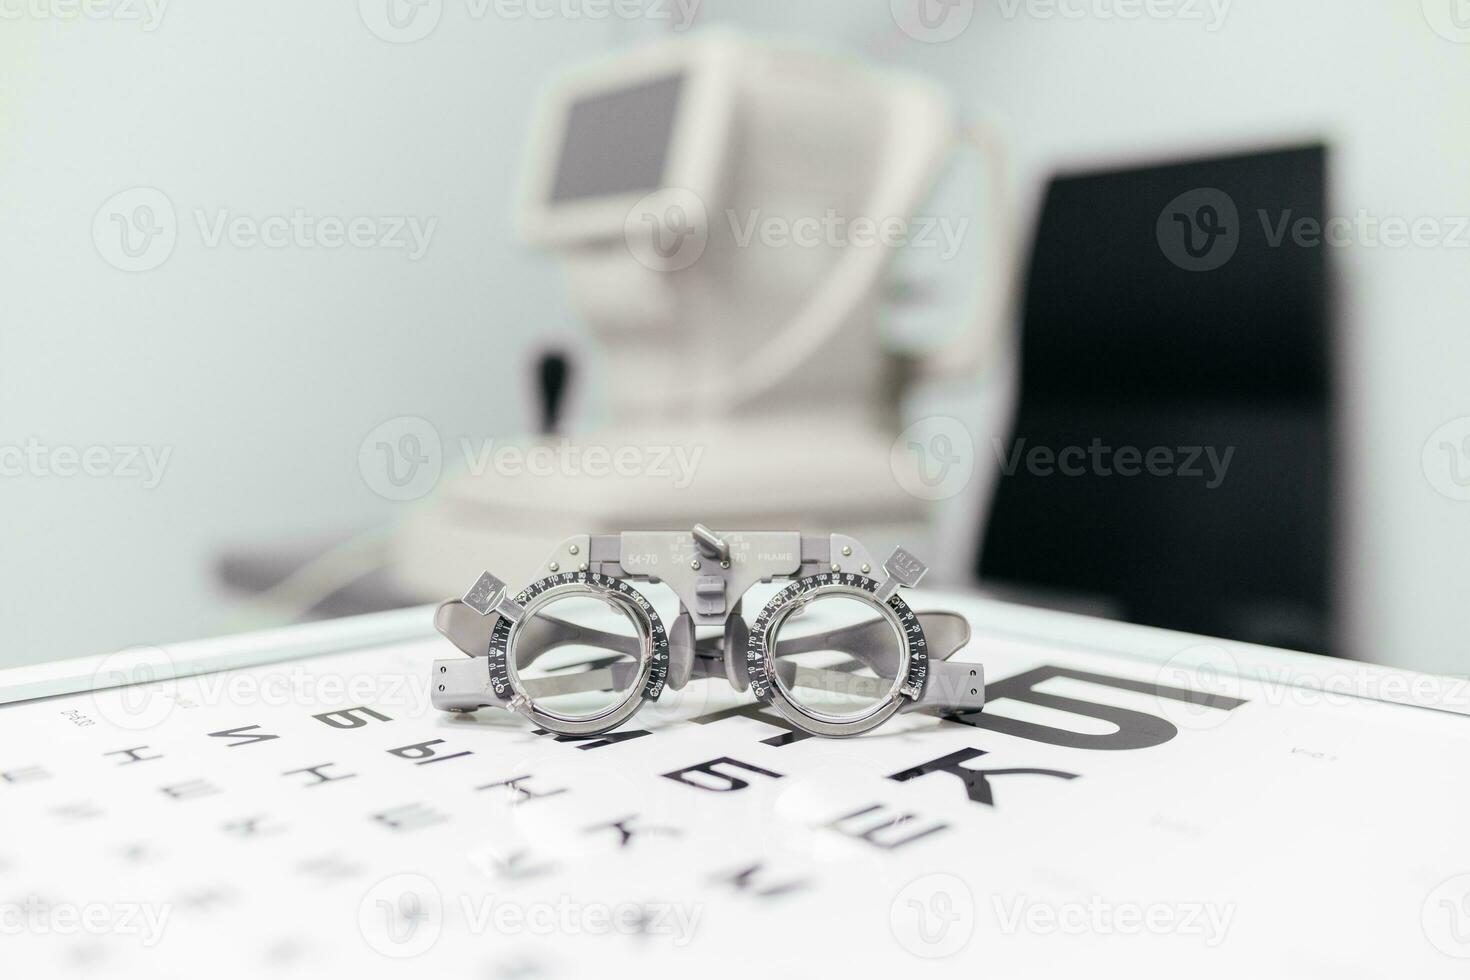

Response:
(745, 571), (930, 737)
(487, 571), (670, 736)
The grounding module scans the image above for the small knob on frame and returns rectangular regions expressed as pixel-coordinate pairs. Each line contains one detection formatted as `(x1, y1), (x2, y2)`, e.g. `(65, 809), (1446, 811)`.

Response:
(691, 524), (729, 562)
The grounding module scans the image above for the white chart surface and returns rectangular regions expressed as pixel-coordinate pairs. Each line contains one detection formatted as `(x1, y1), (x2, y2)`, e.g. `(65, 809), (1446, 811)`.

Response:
(2, 594), (1468, 978)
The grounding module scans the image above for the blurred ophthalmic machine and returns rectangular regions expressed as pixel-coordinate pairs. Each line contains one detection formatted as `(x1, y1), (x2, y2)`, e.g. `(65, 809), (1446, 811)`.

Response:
(391, 30), (1006, 598)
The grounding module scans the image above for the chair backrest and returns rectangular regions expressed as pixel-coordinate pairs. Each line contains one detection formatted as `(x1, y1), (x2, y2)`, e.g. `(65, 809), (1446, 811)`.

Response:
(977, 145), (1333, 654)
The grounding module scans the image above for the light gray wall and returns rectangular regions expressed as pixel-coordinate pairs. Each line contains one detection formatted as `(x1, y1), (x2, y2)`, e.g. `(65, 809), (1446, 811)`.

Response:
(1, 5), (643, 662)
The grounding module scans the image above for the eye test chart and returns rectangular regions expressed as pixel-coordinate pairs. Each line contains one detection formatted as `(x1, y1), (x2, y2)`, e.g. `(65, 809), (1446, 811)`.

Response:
(1, 595), (1467, 979)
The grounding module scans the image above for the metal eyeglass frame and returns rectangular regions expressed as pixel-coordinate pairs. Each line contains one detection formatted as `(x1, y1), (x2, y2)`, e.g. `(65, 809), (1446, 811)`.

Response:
(429, 526), (985, 738)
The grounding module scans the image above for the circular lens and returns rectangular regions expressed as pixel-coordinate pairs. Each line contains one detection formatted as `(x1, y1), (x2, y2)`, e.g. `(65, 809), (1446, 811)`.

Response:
(509, 590), (645, 722)
(767, 592), (904, 722)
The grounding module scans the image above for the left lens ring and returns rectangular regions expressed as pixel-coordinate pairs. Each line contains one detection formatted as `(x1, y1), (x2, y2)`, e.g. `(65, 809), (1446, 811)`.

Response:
(744, 571), (929, 737)
(488, 570), (669, 736)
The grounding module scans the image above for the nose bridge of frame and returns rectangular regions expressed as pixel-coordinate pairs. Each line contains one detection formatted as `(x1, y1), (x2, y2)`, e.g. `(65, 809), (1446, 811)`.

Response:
(611, 530), (873, 628)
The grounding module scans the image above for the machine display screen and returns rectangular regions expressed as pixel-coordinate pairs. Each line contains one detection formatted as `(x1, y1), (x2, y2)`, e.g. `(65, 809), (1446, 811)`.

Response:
(549, 73), (684, 202)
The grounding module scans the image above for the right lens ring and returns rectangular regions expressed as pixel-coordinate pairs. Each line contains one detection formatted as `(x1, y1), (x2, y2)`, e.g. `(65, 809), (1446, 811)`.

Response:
(744, 571), (929, 737)
(488, 570), (669, 736)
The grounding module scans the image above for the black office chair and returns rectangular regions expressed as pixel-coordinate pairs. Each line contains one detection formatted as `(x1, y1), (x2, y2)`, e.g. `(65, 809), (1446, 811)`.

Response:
(977, 145), (1334, 655)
